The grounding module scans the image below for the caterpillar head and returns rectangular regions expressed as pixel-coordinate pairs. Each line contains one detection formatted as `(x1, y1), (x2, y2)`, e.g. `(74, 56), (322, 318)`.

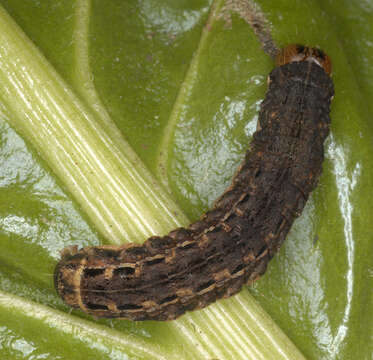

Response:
(276, 44), (332, 75)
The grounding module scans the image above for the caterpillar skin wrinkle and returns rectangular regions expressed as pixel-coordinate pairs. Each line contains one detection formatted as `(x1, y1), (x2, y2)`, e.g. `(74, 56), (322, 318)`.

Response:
(54, 45), (334, 321)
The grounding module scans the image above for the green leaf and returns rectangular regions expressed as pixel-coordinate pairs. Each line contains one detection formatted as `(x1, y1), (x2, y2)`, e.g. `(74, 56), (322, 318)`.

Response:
(0, 0), (372, 359)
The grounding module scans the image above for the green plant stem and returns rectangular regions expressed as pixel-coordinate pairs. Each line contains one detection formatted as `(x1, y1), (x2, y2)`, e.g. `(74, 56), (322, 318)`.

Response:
(0, 4), (306, 359)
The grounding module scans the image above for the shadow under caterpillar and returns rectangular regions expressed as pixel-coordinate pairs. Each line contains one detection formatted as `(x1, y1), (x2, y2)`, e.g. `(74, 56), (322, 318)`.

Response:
(54, 45), (334, 321)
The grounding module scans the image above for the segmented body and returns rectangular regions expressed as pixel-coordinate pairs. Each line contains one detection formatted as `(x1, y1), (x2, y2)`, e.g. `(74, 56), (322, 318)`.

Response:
(55, 45), (334, 321)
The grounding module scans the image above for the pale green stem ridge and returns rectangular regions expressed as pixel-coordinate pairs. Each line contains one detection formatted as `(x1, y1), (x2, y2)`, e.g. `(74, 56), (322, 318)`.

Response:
(0, 4), (186, 245)
(176, 290), (306, 360)
(0, 4), (306, 360)
(73, 0), (190, 235)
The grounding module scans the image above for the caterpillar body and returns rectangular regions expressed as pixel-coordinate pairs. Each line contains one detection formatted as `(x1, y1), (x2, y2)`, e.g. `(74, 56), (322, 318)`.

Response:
(54, 45), (334, 321)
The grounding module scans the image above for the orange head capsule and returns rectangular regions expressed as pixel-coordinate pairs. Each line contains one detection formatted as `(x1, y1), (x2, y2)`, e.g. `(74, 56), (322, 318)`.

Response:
(276, 44), (332, 75)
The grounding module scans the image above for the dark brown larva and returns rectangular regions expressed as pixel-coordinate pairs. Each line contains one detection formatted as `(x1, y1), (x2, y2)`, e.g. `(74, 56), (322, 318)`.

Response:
(54, 45), (334, 321)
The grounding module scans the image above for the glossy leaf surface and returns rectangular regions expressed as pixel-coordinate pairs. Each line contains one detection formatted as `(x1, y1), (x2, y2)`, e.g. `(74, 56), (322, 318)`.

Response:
(0, 0), (372, 359)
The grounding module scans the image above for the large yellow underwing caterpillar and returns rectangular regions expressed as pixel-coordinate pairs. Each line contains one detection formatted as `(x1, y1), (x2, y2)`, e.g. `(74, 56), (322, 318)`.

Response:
(54, 45), (334, 321)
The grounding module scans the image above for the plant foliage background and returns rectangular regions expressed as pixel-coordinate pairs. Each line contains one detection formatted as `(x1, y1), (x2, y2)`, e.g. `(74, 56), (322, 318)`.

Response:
(0, 0), (372, 359)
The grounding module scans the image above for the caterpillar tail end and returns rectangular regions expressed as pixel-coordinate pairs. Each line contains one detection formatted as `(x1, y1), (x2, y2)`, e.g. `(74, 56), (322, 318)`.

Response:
(54, 245), (84, 309)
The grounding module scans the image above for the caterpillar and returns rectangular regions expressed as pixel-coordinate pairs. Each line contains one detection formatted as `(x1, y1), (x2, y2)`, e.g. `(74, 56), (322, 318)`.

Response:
(54, 45), (334, 321)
